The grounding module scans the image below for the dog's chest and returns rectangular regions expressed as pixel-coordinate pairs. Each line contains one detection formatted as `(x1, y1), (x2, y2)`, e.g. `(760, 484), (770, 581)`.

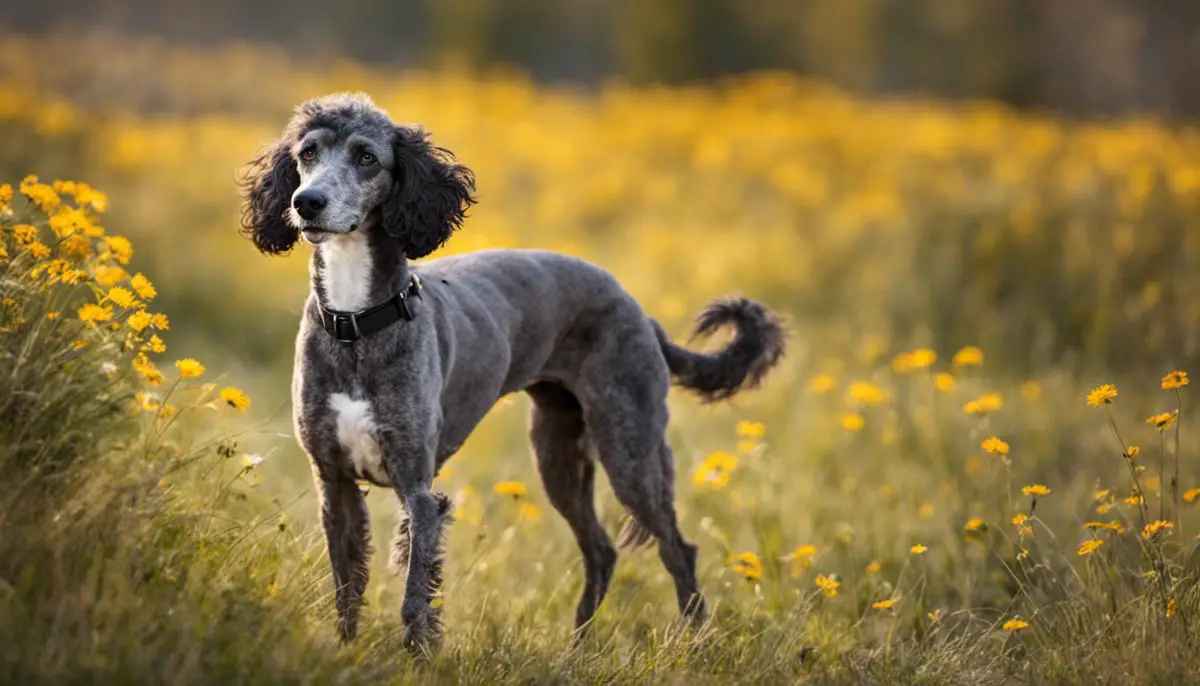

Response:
(327, 392), (390, 484)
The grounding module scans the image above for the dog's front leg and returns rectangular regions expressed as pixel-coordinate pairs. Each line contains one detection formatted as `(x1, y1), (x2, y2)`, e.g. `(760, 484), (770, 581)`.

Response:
(316, 470), (372, 643)
(382, 436), (452, 650)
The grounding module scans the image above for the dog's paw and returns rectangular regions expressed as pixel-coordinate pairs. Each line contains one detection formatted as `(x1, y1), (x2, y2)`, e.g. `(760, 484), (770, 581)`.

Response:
(402, 606), (444, 655)
(401, 594), (445, 651)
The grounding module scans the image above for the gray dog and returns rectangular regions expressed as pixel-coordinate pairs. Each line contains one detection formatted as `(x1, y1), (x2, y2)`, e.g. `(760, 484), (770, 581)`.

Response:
(238, 93), (785, 649)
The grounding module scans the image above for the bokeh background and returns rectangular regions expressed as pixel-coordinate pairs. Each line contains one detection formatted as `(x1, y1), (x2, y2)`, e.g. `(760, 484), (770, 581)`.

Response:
(3, 2), (1200, 680)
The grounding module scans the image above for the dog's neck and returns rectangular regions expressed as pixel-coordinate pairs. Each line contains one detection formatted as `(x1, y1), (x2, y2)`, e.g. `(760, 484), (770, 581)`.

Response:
(310, 227), (409, 313)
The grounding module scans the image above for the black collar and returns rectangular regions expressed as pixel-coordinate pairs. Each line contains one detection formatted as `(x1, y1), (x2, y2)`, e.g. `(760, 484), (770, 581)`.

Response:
(318, 274), (423, 343)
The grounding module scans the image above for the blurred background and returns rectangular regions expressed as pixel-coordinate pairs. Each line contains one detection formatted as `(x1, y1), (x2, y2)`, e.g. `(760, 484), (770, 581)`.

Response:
(8, 0), (1200, 118)
(2, 0), (1199, 641)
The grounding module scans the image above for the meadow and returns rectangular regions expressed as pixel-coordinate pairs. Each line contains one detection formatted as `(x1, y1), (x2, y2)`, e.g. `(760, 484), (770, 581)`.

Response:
(1, 33), (1200, 684)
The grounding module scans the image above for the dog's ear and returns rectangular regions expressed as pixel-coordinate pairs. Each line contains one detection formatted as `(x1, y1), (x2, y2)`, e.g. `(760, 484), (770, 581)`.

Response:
(238, 140), (300, 255)
(381, 126), (476, 259)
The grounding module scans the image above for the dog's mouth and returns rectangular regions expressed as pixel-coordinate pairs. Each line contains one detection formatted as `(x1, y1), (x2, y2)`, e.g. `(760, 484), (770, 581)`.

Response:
(300, 223), (358, 245)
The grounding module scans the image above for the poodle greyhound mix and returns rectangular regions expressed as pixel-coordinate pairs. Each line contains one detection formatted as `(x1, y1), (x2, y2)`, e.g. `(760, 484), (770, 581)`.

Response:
(238, 93), (785, 649)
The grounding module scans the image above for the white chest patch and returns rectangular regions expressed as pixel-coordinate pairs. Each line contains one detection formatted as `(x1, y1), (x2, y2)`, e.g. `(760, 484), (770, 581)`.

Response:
(320, 232), (372, 312)
(329, 393), (390, 484)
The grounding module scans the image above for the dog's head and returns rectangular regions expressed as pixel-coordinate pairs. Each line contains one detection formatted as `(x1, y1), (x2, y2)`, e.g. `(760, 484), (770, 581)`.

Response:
(239, 93), (475, 257)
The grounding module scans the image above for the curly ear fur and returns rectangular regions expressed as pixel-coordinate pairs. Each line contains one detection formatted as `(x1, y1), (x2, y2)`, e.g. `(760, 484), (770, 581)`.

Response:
(238, 142), (300, 255)
(382, 126), (476, 259)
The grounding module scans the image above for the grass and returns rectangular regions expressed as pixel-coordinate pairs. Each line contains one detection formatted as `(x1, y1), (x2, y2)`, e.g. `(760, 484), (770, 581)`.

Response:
(1, 33), (1200, 684)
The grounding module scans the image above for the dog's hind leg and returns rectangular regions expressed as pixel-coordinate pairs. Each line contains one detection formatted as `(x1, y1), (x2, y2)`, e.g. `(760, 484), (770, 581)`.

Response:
(585, 395), (707, 623)
(527, 382), (617, 638)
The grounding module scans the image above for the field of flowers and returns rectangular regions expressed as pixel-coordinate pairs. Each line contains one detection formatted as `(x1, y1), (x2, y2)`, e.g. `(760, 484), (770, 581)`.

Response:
(1, 34), (1200, 683)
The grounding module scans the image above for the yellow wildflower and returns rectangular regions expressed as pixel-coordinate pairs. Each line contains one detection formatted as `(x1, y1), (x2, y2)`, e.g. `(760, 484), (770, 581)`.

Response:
(910, 544), (928, 555)
(840, 412), (865, 432)
(1124, 493), (1144, 507)
(132, 353), (164, 385)
(872, 598), (897, 610)
(1168, 599), (1177, 618)
(736, 420), (765, 438)
(737, 439), (758, 454)
(1084, 520), (1126, 534)
(730, 552), (763, 582)
(105, 286), (140, 309)
(493, 480), (528, 498)
(893, 349), (935, 373)
(692, 451), (737, 490)
(1076, 539), (1104, 556)
(908, 348), (937, 369)
(1002, 617), (1030, 632)
(814, 574), (839, 598)
(77, 303), (113, 323)
(74, 183), (108, 212)
(0, 183), (11, 214)
(808, 373), (837, 395)
(175, 358), (205, 378)
(104, 235), (134, 264)
(933, 372), (955, 392)
(26, 241), (51, 259)
(783, 544), (818, 576)
(1087, 384), (1118, 407)
(928, 609), (944, 624)
(12, 224), (37, 245)
(146, 334), (166, 354)
(150, 313), (169, 330)
(866, 560), (881, 574)
(127, 310), (152, 333)
(1161, 370), (1189, 391)
(981, 436), (1009, 455)
(58, 234), (91, 262)
(952, 346), (983, 367)
(220, 387), (251, 411)
(19, 175), (60, 212)
(964, 517), (986, 533)
(1125, 445), (1140, 460)
(130, 273), (157, 300)
(847, 381), (889, 406)
(1183, 487), (1200, 504)
(93, 264), (129, 287)
(1022, 484), (1050, 497)
(1146, 411), (1178, 431)
(918, 503), (934, 519)
(45, 312), (58, 320)
(517, 501), (541, 523)
(1142, 520), (1174, 540)
(1012, 513), (1029, 527)
(963, 392), (1004, 414)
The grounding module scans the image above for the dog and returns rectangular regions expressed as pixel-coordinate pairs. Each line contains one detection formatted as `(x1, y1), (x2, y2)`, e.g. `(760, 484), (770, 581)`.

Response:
(238, 93), (785, 649)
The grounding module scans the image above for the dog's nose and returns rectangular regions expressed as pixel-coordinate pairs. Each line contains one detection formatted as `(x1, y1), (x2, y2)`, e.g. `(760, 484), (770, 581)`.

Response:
(293, 190), (327, 220)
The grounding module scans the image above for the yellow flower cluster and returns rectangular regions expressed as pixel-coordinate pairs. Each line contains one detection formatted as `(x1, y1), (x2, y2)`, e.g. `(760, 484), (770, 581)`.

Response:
(2, 176), (249, 417)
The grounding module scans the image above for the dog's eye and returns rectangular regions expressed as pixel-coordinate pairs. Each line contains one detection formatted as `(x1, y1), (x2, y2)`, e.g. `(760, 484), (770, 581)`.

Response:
(358, 152), (377, 166)
(300, 147), (316, 162)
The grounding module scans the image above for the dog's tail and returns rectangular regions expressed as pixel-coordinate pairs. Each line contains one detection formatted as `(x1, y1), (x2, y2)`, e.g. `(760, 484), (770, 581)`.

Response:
(651, 297), (786, 403)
